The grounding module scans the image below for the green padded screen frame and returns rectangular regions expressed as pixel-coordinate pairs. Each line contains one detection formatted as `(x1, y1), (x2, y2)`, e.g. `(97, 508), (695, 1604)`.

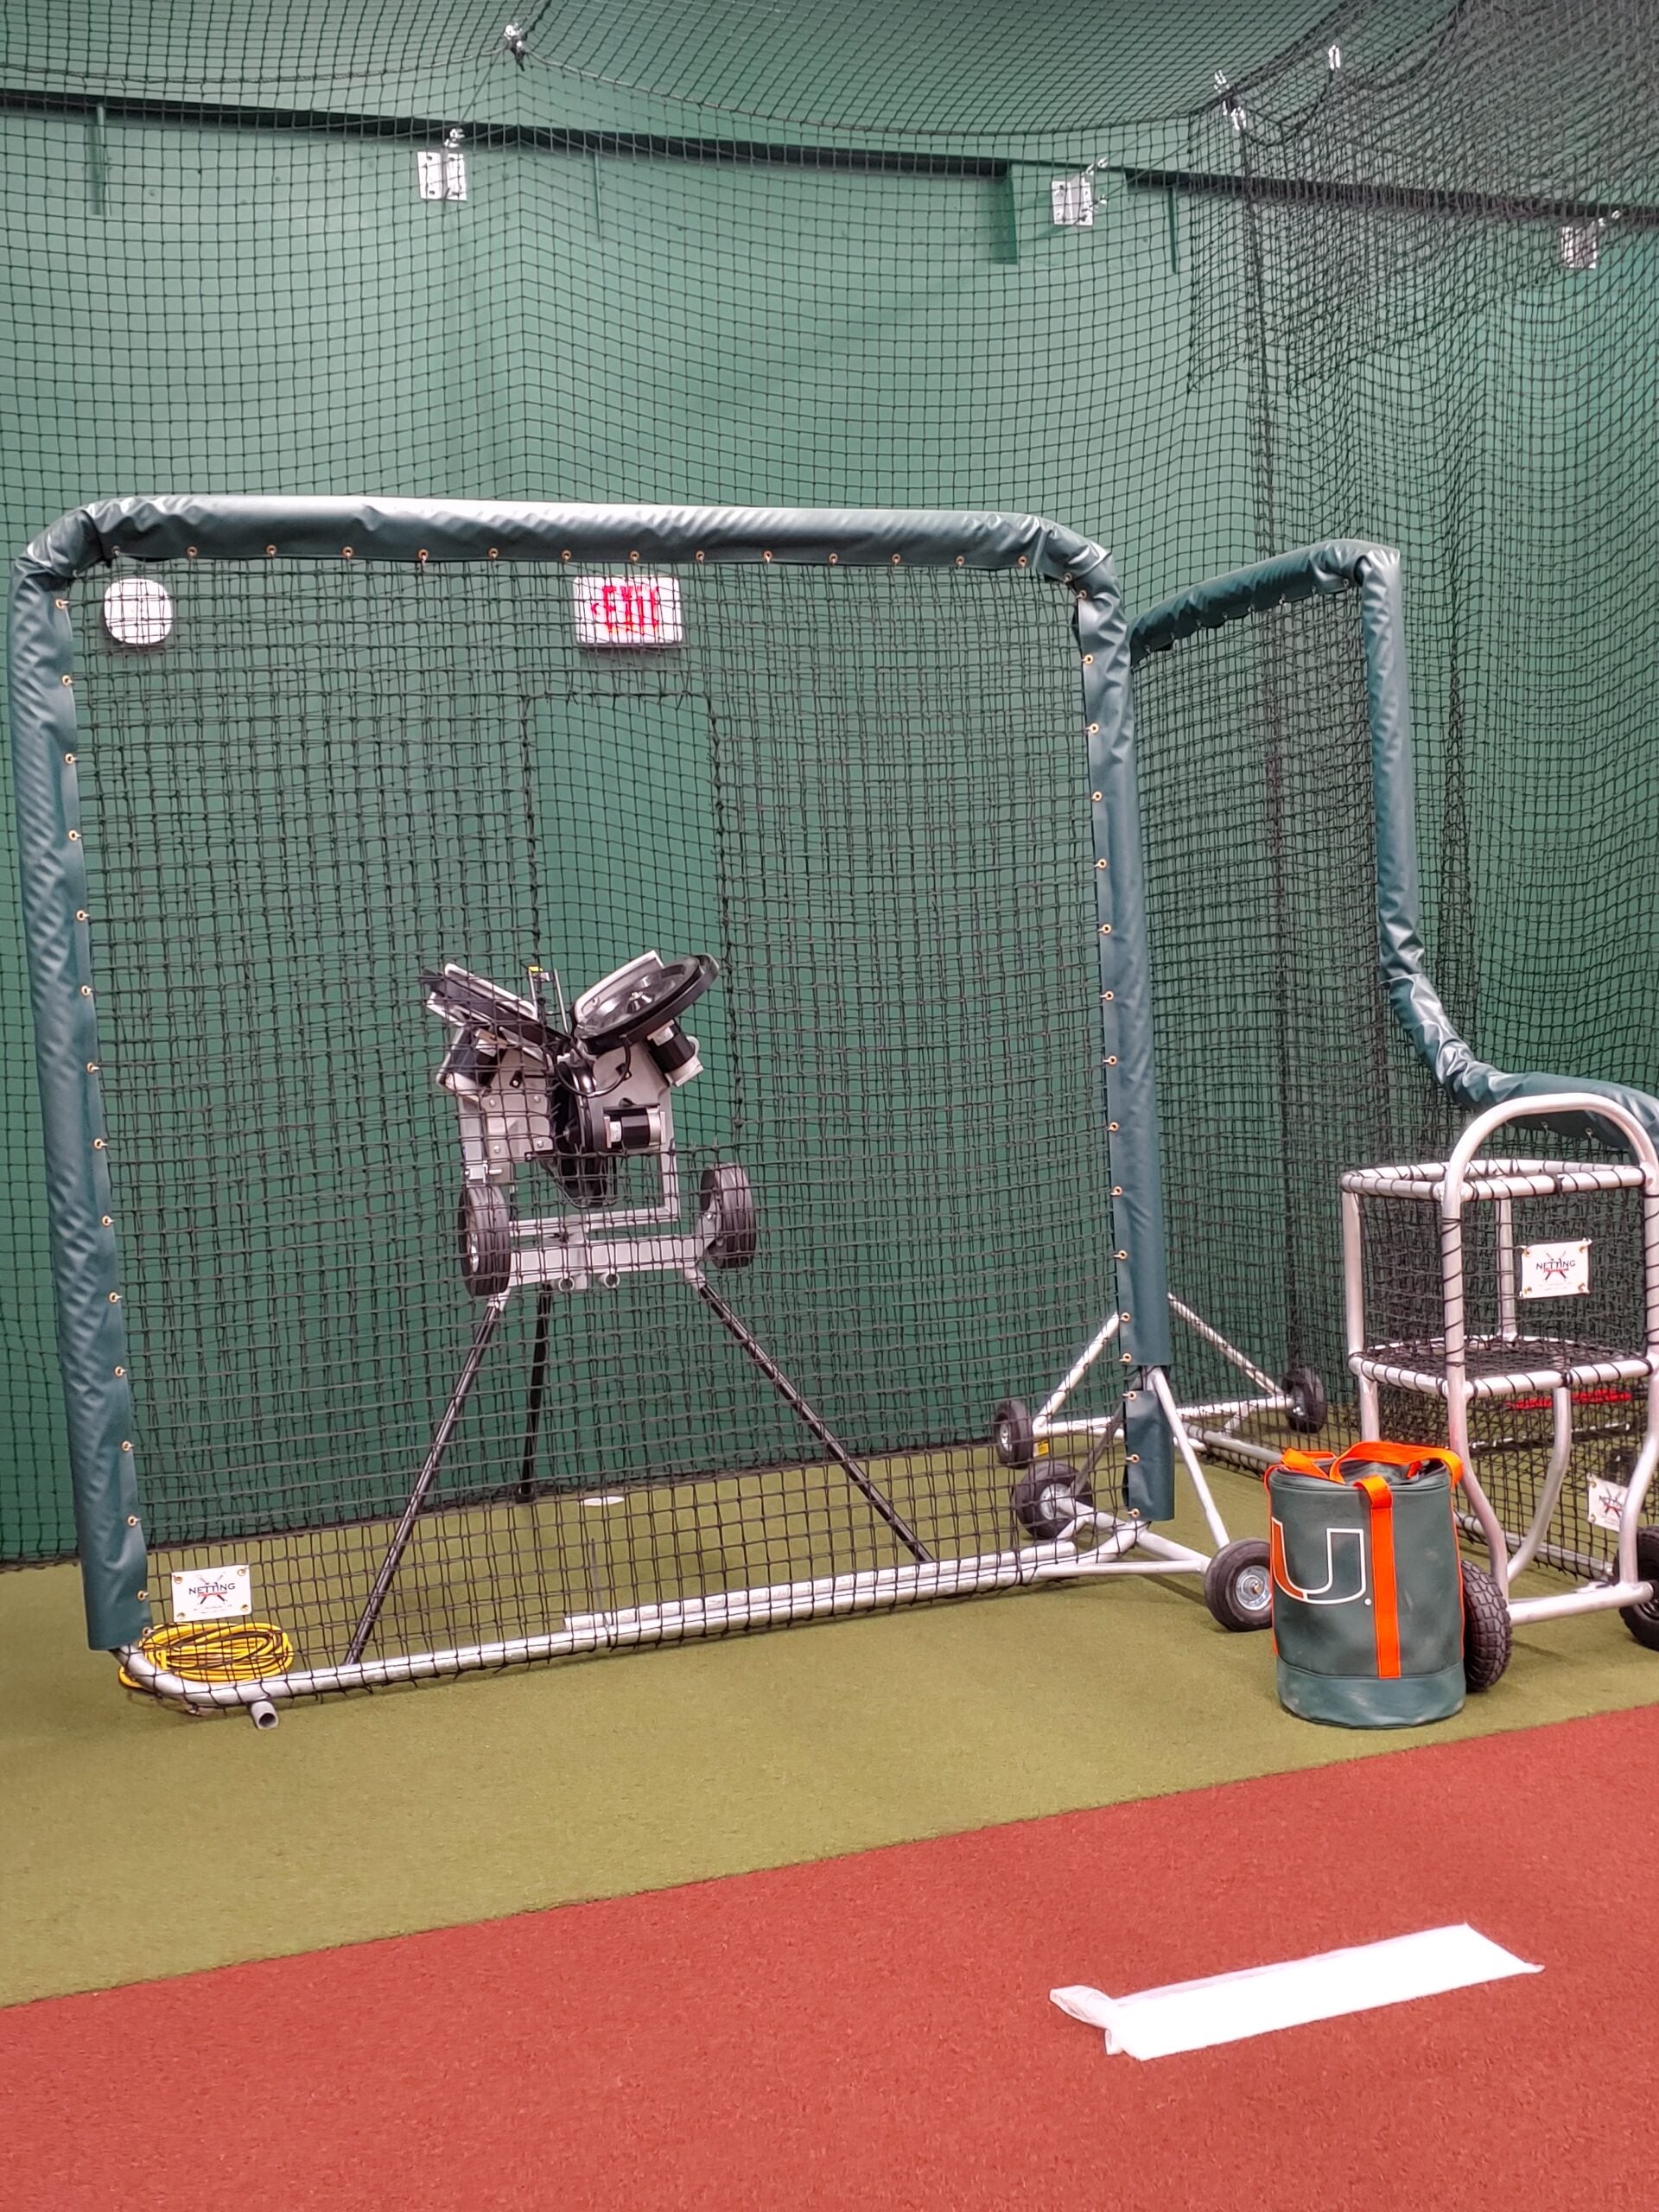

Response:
(1132, 537), (1659, 1148)
(10, 496), (1174, 1649)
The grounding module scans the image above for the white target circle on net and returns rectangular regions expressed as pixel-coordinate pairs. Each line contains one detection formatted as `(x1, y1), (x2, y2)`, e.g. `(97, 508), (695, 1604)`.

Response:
(102, 575), (175, 647)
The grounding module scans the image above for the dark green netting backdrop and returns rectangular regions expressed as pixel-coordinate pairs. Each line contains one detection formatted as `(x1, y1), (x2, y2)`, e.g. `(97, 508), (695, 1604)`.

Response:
(4, 0), (1657, 1569)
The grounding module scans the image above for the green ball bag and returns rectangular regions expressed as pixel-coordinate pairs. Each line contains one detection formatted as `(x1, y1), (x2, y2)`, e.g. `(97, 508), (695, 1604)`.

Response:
(1267, 1441), (1466, 1728)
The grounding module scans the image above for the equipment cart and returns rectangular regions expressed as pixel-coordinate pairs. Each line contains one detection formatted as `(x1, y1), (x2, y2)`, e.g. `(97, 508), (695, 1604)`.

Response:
(1342, 1093), (1659, 1648)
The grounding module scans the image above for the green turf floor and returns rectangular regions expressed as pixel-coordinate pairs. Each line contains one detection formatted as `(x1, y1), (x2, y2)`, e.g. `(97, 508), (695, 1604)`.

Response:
(7, 1463), (1659, 2007)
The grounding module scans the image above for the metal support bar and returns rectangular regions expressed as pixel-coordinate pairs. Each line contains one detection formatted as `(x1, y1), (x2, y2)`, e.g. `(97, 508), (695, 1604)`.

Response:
(1453, 1512), (1594, 1583)
(346, 1294), (510, 1662)
(517, 1287), (555, 1501)
(1508, 1580), (1654, 1626)
(122, 1542), (1057, 1707)
(1034, 1310), (1122, 1425)
(1033, 1549), (1207, 1581)
(1503, 1386), (1574, 1580)
(120, 1516), (1249, 1713)
(1125, 1525), (1215, 1567)
(1149, 1366), (1230, 1549)
(687, 1270), (931, 1563)
(1495, 1196), (1517, 1340)
(1166, 1296), (1279, 1395)
(1035, 1298), (1286, 1438)
(1193, 1429), (1280, 1467)
(1342, 1186), (1380, 1440)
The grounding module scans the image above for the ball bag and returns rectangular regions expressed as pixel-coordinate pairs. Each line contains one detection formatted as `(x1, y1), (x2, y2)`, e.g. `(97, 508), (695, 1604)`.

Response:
(1267, 1442), (1465, 1728)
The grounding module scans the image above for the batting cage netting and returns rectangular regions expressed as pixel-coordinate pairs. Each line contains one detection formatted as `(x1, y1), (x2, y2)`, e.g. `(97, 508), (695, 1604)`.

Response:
(4, 2), (1657, 1688)
(36, 522), (1103, 1662)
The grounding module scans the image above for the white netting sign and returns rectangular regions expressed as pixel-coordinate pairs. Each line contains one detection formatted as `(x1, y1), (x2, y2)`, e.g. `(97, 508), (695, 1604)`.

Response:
(170, 1563), (252, 1621)
(1586, 1476), (1628, 1534)
(1519, 1239), (1591, 1298)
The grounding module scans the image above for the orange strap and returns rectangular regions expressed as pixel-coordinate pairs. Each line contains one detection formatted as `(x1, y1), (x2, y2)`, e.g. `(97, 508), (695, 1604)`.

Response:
(1272, 1447), (1343, 1484)
(1329, 1440), (1463, 1487)
(1353, 1474), (1402, 1678)
(1266, 1440), (1463, 1491)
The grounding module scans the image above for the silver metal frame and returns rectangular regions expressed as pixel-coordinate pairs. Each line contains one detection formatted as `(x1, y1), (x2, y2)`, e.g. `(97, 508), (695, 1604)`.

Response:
(1032, 1294), (1299, 1447)
(1342, 1092), (1659, 1629)
(988, 1293), (1313, 1595)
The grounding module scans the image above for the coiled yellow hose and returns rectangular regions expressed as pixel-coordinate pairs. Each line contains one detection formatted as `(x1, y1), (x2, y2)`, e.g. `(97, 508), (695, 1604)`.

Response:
(119, 1618), (296, 1689)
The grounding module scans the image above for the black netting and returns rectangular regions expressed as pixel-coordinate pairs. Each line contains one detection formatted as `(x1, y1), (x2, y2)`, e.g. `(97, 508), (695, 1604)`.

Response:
(67, 554), (1114, 1664)
(1134, 589), (1454, 1415)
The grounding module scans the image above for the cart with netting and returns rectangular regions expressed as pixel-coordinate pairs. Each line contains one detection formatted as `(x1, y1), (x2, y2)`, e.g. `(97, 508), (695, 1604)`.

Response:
(1343, 1092), (1659, 1651)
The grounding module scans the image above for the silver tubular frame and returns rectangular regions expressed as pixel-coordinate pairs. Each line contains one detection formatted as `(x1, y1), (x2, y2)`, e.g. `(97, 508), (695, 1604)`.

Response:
(1344, 1092), (1659, 1627)
(985, 1290), (1302, 1599)
(120, 1311), (1268, 1714)
(118, 1546), (1077, 1709)
(1031, 1294), (1295, 1446)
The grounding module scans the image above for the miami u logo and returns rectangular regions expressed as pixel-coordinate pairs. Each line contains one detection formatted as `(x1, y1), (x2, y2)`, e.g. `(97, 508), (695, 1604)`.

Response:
(1270, 1518), (1368, 1605)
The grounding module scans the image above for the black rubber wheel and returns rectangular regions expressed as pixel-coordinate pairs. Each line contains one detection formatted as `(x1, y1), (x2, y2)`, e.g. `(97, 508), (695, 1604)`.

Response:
(992, 1398), (1035, 1468)
(1461, 1559), (1513, 1689)
(457, 1182), (512, 1299)
(1204, 1538), (1274, 1631)
(1618, 1528), (1659, 1652)
(699, 1161), (758, 1269)
(1011, 1461), (1094, 1541)
(1284, 1363), (1328, 1433)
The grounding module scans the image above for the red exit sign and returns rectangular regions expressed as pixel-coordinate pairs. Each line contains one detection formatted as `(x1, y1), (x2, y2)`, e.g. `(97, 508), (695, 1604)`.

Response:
(571, 574), (684, 647)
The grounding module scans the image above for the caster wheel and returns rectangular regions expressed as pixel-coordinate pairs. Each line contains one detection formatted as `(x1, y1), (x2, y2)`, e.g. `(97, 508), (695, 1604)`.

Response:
(1618, 1529), (1659, 1652)
(992, 1398), (1035, 1468)
(457, 1182), (512, 1298)
(1204, 1538), (1274, 1631)
(1461, 1559), (1513, 1688)
(1284, 1363), (1328, 1433)
(1011, 1462), (1094, 1541)
(700, 1162), (758, 1269)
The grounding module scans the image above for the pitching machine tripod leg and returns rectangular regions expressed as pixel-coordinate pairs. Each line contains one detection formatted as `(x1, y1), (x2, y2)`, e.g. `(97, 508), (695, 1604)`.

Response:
(517, 1287), (555, 1501)
(346, 1292), (510, 1663)
(688, 1270), (932, 1564)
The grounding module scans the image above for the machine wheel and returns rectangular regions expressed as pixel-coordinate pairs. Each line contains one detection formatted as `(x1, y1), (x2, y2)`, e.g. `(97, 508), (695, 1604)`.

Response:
(992, 1398), (1035, 1468)
(457, 1182), (512, 1299)
(699, 1162), (758, 1269)
(1204, 1538), (1274, 1631)
(1011, 1462), (1094, 1541)
(1284, 1363), (1328, 1433)
(1461, 1560), (1513, 1688)
(575, 951), (717, 1050)
(1618, 1528), (1659, 1652)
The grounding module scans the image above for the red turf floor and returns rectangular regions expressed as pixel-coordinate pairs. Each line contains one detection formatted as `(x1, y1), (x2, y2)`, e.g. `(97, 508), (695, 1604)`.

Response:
(5, 1704), (1655, 2209)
